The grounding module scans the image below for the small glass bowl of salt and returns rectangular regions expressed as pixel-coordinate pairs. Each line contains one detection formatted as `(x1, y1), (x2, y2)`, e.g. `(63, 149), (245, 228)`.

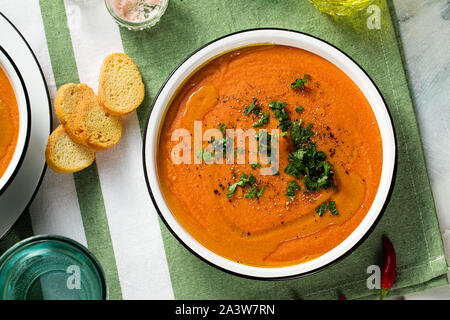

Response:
(104, 0), (169, 31)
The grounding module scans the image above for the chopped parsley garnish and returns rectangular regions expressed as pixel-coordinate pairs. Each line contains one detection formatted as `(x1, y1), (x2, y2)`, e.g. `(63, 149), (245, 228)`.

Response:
(227, 173), (264, 199)
(244, 100), (262, 116)
(195, 149), (215, 162)
(257, 186), (265, 197)
(251, 163), (262, 169)
(269, 101), (291, 133)
(245, 186), (258, 198)
(255, 131), (274, 159)
(316, 201), (340, 217)
(252, 112), (270, 127)
(227, 173), (251, 199)
(328, 201), (339, 215)
(284, 141), (336, 191)
(197, 124), (232, 162)
(268, 100), (288, 110)
(316, 202), (328, 217)
(247, 174), (256, 186)
(285, 181), (301, 197)
(263, 100), (336, 193)
(245, 185), (265, 199)
(220, 77), (338, 209)
(291, 74), (308, 89)
(289, 120), (314, 148)
(211, 125), (233, 156)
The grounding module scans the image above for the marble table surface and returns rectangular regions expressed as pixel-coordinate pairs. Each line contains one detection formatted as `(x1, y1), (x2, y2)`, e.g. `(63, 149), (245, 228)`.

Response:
(392, 0), (450, 299)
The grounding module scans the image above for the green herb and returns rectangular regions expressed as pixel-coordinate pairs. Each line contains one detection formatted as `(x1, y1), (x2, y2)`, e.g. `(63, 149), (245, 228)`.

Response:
(316, 202), (328, 217)
(227, 173), (248, 199)
(244, 100), (262, 115)
(257, 186), (265, 197)
(226, 173), (257, 199)
(255, 131), (273, 158)
(245, 186), (258, 198)
(285, 180), (301, 197)
(253, 112), (270, 127)
(248, 174), (256, 186)
(195, 149), (215, 162)
(315, 201), (340, 217)
(280, 131), (288, 137)
(251, 163), (262, 169)
(296, 106), (304, 113)
(245, 185), (266, 199)
(269, 100), (291, 133)
(328, 201), (339, 215)
(211, 134), (233, 156)
(289, 121), (314, 148)
(226, 182), (241, 199)
(291, 74), (308, 89)
(219, 123), (226, 134)
(284, 141), (336, 191)
(268, 100), (288, 110)
(266, 100), (336, 194)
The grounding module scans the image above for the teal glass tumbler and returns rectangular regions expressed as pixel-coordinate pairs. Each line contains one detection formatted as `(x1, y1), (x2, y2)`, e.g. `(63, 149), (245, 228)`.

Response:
(0, 235), (107, 300)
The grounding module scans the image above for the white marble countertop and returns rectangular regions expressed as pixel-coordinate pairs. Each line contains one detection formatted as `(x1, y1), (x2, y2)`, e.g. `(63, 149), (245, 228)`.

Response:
(392, 0), (450, 299)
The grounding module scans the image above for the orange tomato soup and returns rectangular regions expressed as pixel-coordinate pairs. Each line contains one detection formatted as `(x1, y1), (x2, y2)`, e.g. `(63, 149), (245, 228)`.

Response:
(0, 66), (19, 179)
(158, 45), (382, 267)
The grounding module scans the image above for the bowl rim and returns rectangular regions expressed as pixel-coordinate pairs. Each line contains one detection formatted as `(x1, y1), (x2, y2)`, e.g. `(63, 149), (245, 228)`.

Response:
(0, 45), (31, 196)
(142, 28), (398, 280)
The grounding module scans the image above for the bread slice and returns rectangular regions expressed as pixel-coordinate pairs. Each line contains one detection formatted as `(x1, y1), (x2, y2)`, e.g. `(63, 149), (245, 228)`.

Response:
(75, 96), (123, 151)
(98, 53), (145, 115)
(55, 83), (96, 144)
(45, 125), (95, 174)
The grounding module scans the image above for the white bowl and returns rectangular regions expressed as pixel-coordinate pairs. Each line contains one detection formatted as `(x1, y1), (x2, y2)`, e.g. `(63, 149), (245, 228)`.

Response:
(0, 47), (30, 195)
(143, 29), (397, 279)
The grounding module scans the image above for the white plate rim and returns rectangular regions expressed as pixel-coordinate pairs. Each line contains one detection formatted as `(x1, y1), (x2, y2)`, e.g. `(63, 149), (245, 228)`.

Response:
(0, 12), (52, 240)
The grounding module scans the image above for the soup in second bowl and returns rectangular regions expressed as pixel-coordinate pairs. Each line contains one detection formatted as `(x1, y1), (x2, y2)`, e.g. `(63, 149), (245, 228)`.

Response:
(0, 66), (19, 179)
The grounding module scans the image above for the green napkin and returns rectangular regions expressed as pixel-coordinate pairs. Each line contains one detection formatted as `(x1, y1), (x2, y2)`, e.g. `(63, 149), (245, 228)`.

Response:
(118, 0), (448, 300)
(1, 0), (447, 300)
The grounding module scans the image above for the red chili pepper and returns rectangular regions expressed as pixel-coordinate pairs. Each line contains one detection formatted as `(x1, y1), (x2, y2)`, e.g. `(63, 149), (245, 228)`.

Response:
(339, 295), (346, 300)
(380, 236), (396, 300)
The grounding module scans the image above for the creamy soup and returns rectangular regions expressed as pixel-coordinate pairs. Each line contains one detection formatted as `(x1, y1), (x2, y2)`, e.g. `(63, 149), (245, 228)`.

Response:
(0, 66), (19, 179)
(158, 45), (382, 267)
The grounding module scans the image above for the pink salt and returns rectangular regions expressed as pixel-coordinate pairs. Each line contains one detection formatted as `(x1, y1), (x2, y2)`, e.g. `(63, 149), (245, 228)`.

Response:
(114, 0), (161, 22)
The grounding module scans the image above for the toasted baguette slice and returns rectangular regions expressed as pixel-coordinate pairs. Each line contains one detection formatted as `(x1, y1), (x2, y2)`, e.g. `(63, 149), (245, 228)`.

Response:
(46, 125), (95, 174)
(55, 83), (96, 144)
(75, 96), (123, 151)
(98, 53), (145, 115)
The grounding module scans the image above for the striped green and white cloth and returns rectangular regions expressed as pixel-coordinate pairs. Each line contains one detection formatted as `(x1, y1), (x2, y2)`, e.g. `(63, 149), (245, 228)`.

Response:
(0, 0), (447, 300)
